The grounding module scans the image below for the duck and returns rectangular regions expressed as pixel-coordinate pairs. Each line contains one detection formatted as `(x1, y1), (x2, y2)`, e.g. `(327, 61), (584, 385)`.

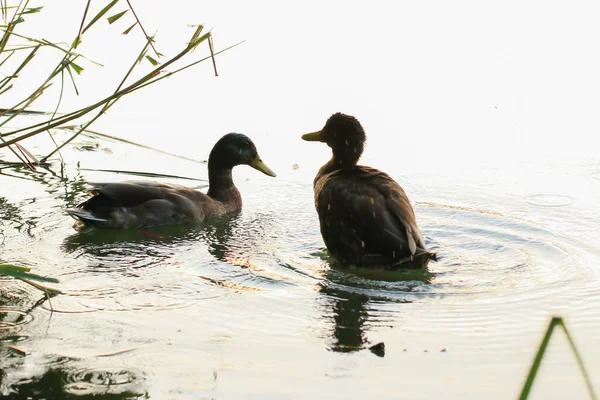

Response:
(302, 113), (436, 268)
(66, 133), (276, 229)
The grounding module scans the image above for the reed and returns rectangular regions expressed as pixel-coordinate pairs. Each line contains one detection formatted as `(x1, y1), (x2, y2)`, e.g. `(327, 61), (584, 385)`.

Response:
(520, 316), (597, 399)
(0, 0), (240, 167)
(0, 263), (60, 310)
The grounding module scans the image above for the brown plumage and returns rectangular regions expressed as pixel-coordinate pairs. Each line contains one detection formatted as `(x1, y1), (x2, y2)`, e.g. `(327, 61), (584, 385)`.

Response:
(302, 113), (436, 268)
(66, 133), (276, 229)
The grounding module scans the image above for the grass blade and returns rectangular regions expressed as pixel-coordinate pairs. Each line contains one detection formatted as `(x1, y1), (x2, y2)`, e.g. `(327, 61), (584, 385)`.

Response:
(0, 45), (39, 92)
(0, 264), (58, 283)
(80, 167), (207, 182)
(69, 60), (84, 75)
(81, 0), (118, 34)
(519, 317), (597, 400)
(560, 319), (597, 400)
(122, 21), (137, 35)
(0, 49), (14, 66)
(0, 264), (31, 274)
(107, 9), (127, 24)
(21, 6), (41, 14)
(0, 83), (12, 95)
(124, 0), (160, 57)
(145, 55), (158, 66)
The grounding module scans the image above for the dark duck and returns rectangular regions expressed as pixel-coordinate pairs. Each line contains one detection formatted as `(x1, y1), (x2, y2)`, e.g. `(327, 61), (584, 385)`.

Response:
(66, 133), (276, 229)
(302, 113), (436, 268)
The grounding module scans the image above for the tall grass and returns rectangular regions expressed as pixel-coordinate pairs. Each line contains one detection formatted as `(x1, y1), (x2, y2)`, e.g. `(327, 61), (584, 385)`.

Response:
(520, 317), (597, 400)
(0, 263), (60, 310)
(0, 0), (240, 168)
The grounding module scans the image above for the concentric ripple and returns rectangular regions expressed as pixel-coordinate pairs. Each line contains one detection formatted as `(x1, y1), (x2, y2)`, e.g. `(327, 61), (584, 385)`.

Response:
(525, 193), (576, 207)
(0, 308), (34, 330)
(63, 366), (147, 397)
(314, 202), (590, 299)
(303, 199), (600, 350)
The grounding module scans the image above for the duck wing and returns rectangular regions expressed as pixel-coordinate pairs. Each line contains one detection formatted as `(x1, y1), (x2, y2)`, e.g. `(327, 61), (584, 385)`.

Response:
(366, 169), (428, 255)
(67, 181), (208, 228)
(85, 181), (189, 207)
(315, 166), (428, 265)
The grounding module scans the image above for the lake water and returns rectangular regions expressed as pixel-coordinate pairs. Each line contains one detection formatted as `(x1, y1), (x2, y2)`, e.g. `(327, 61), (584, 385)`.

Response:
(1, 1), (600, 399)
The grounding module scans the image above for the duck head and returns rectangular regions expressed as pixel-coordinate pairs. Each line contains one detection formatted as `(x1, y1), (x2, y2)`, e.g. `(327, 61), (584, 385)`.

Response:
(209, 133), (276, 177)
(302, 113), (366, 166)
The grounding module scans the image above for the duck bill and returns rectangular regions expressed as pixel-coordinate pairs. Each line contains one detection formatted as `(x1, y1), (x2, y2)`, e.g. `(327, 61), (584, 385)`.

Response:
(301, 131), (324, 142)
(250, 156), (276, 177)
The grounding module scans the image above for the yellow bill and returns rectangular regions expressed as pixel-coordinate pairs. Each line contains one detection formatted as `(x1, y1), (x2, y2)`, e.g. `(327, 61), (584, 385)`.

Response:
(250, 155), (276, 177)
(301, 131), (324, 142)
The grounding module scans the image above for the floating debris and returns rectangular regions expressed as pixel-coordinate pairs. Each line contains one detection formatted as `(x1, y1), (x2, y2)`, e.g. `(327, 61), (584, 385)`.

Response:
(8, 345), (27, 356)
(369, 342), (385, 357)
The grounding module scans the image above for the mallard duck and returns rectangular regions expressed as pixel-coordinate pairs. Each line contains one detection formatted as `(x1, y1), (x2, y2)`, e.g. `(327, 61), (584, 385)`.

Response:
(66, 133), (276, 229)
(302, 113), (436, 268)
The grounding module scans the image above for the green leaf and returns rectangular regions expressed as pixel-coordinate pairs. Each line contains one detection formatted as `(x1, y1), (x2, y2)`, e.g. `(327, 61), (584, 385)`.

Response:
(65, 63), (80, 95)
(519, 317), (597, 400)
(188, 24), (204, 47)
(137, 49), (148, 65)
(0, 83), (13, 95)
(122, 22), (137, 35)
(145, 55), (159, 66)
(71, 36), (82, 49)
(0, 265), (59, 284)
(0, 50), (14, 67)
(69, 61), (84, 75)
(22, 6), (43, 14)
(188, 31), (210, 51)
(82, 0), (118, 34)
(11, 271), (60, 283)
(107, 10), (128, 24)
(0, 264), (31, 274)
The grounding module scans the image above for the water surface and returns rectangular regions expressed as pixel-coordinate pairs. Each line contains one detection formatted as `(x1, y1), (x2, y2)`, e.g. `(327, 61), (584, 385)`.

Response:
(2, 1), (600, 398)
(1, 128), (599, 399)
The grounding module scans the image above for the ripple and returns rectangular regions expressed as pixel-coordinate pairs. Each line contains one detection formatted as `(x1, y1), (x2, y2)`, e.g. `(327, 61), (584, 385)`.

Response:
(302, 200), (600, 356)
(0, 308), (34, 330)
(42, 278), (224, 313)
(525, 193), (575, 207)
(309, 201), (598, 312)
(63, 367), (146, 396)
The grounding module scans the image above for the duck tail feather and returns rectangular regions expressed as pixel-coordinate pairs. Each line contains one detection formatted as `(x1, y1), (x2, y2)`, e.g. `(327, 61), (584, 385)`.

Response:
(65, 209), (108, 223)
(428, 251), (438, 262)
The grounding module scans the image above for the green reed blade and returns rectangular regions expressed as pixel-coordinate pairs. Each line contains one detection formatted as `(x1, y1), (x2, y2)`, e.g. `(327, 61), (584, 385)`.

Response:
(0, 264), (31, 274)
(519, 317), (597, 400)
(107, 9), (128, 24)
(81, 0), (117, 34)
(122, 21), (137, 35)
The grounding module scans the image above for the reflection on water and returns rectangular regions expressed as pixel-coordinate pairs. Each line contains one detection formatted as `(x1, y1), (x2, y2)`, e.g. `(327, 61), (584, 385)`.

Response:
(1, 131), (600, 398)
(320, 282), (370, 353)
(0, 355), (148, 399)
(318, 267), (431, 354)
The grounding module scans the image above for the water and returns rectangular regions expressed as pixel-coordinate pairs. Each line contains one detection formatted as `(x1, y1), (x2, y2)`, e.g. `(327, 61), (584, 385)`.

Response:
(1, 128), (599, 399)
(2, 1), (600, 399)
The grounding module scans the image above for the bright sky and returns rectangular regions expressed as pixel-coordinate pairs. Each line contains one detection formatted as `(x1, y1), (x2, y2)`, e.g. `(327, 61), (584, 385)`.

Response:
(4, 0), (600, 166)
